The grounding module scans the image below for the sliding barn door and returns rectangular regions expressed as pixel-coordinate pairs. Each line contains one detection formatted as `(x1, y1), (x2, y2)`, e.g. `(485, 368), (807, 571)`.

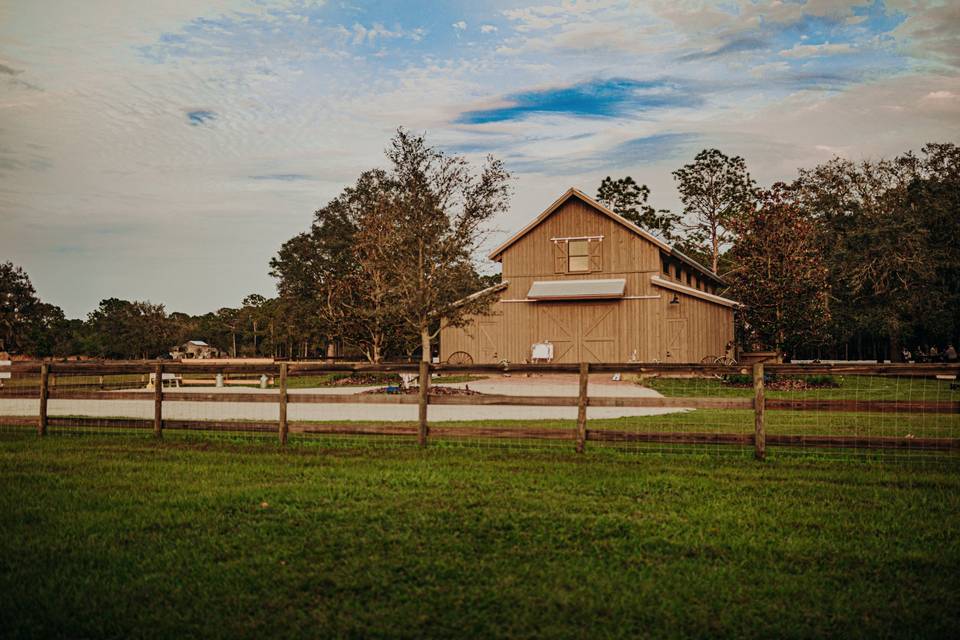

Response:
(536, 303), (619, 363)
(580, 304), (617, 362)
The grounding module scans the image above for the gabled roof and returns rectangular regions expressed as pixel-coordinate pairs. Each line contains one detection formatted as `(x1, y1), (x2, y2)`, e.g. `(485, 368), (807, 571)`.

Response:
(488, 187), (724, 284)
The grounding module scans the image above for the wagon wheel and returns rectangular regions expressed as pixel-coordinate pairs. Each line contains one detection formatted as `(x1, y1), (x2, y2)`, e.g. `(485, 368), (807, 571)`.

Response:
(717, 356), (737, 366)
(700, 355), (718, 365)
(446, 351), (474, 366)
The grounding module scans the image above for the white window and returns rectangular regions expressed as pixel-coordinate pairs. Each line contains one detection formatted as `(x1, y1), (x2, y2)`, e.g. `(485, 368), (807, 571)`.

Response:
(568, 239), (589, 272)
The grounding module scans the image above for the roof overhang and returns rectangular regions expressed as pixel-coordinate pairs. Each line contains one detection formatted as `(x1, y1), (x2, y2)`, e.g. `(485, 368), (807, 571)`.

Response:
(651, 275), (738, 308)
(527, 278), (626, 301)
(449, 280), (509, 309)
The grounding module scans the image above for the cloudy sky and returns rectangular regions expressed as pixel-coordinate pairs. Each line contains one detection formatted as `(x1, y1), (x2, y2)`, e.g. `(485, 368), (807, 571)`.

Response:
(1, 0), (958, 317)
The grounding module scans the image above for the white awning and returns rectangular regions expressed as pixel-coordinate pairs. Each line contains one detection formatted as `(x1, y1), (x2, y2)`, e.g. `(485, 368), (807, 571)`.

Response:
(527, 279), (626, 300)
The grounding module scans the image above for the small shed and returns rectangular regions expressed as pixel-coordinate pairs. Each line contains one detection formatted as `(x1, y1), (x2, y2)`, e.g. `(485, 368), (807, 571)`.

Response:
(440, 188), (737, 364)
(170, 340), (220, 360)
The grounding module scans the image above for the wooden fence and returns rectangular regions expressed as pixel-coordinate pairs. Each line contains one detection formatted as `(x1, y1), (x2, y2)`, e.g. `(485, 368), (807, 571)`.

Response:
(1, 360), (959, 458)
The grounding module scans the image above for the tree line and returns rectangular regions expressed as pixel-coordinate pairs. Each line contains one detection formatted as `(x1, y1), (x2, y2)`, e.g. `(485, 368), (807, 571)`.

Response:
(0, 276), (327, 360)
(2, 133), (957, 362)
(595, 143), (960, 360)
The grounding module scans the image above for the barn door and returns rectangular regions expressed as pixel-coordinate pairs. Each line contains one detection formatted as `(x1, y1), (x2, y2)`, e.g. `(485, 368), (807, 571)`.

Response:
(580, 304), (617, 362)
(537, 305), (576, 362)
(478, 320), (500, 362)
(664, 319), (687, 362)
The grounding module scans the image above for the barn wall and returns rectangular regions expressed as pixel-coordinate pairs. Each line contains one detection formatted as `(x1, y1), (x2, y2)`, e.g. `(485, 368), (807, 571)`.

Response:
(441, 193), (736, 364)
(441, 292), (733, 364)
(658, 289), (735, 363)
(500, 198), (660, 300)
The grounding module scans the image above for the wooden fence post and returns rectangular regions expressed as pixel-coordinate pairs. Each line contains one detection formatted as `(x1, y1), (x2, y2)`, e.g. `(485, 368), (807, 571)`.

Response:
(753, 363), (765, 460)
(278, 362), (288, 446)
(418, 360), (430, 448)
(154, 363), (163, 440)
(38, 363), (49, 437)
(576, 362), (589, 454)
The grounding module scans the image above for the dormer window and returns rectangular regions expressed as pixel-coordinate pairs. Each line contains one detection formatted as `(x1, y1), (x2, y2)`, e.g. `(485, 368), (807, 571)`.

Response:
(568, 239), (589, 272)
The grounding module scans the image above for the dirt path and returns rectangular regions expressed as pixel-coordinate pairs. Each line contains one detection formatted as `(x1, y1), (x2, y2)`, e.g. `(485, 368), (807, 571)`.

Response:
(0, 374), (689, 422)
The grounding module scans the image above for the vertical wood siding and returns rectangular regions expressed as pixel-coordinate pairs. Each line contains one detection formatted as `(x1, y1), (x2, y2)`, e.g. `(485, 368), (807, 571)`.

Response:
(440, 195), (735, 364)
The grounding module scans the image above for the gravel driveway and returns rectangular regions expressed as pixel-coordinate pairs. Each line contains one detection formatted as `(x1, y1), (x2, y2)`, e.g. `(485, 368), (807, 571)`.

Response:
(0, 374), (689, 422)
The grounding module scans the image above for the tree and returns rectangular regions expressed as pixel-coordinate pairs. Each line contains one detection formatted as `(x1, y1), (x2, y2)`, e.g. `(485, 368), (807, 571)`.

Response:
(271, 130), (510, 362)
(0, 262), (74, 357)
(346, 176), (418, 362)
(0, 262), (41, 354)
(85, 298), (174, 359)
(596, 176), (681, 241)
(672, 149), (755, 273)
(216, 307), (241, 358)
(377, 129), (511, 361)
(726, 184), (831, 358)
(271, 169), (408, 361)
(241, 294), (266, 356)
(796, 144), (960, 360)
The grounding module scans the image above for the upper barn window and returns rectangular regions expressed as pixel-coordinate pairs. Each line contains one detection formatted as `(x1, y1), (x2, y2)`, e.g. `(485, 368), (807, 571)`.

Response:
(568, 240), (590, 272)
(553, 236), (603, 274)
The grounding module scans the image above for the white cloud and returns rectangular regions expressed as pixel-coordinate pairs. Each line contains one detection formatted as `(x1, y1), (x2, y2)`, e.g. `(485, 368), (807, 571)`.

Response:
(1, 0), (958, 317)
(780, 43), (855, 58)
(452, 20), (467, 32)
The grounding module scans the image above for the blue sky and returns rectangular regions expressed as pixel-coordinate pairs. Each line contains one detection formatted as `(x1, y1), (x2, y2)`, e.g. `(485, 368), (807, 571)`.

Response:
(1, 0), (959, 317)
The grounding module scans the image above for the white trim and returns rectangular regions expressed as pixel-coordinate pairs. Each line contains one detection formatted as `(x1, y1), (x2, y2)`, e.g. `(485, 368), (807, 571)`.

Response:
(0, 373), (10, 379)
(0, 360), (10, 367)
(550, 235), (604, 242)
(650, 275), (739, 308)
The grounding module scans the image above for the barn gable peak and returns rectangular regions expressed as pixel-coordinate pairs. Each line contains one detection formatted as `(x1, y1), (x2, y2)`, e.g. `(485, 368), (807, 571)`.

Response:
(487, 187), (723, 284)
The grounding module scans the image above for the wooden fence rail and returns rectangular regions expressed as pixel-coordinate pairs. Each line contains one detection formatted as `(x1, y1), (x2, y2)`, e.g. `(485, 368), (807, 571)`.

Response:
(2, 360), (959, 456)
(4, 360), (960, 377)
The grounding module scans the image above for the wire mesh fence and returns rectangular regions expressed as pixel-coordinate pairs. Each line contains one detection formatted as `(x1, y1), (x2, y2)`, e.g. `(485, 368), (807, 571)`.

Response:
(1, 360), (957, 463)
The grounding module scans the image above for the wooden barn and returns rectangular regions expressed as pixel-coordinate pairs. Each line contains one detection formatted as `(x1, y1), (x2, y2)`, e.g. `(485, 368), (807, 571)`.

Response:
(440, 188), (737, 364)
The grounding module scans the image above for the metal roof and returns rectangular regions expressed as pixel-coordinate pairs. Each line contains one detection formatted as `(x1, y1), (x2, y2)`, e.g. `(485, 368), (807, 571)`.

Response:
(527, 278), (626, 300)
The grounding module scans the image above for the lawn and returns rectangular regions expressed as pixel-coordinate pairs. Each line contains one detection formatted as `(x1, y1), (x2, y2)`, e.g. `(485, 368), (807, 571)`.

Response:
(642, 374), (959, 401)
(1, 436), (958, 639)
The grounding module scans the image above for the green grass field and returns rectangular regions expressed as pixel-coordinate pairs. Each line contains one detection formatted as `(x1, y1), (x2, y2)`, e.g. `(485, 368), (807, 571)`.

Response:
(1, 437), (958, 639)
(642, 374), (959, 401)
